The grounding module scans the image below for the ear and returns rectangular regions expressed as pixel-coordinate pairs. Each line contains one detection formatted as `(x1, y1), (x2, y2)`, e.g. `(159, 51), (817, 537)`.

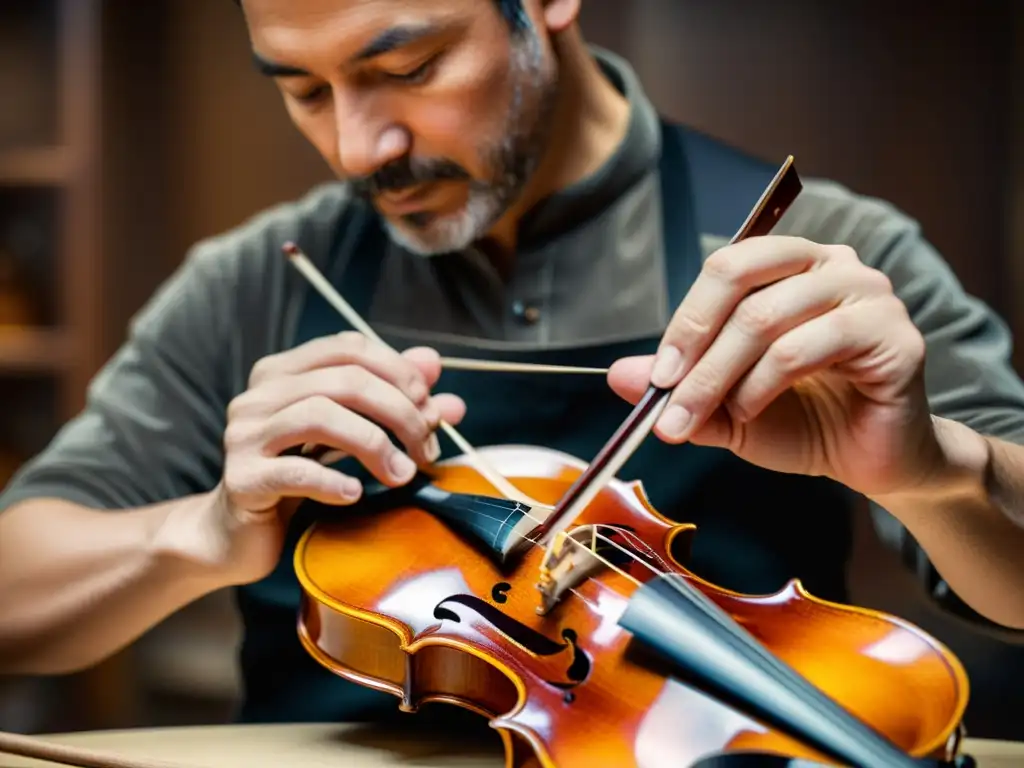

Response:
(540, 0), (581, 32)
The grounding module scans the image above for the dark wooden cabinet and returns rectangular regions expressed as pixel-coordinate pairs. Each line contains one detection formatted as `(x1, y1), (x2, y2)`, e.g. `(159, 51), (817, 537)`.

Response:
(0, 0), (107, 734)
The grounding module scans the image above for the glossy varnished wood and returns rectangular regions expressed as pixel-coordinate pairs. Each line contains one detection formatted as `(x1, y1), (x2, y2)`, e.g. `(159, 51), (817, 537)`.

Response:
(294, 446), (969, 768)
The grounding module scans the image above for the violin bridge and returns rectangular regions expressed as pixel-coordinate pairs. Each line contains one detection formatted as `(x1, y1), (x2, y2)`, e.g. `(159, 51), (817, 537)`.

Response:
(535, 526), (605, 616)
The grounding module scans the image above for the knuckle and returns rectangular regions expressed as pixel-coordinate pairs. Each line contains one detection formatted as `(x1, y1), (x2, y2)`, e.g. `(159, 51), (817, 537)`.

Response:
(222, 420), (253, 452)
(681, 364), (721, 405)
(362, 426), (393, 458)
(824, 243), (860, 264)
(768, 337), (805, 372)
(337, 364), (372, 393)
(703, 249), (740, 284)
(403, 409), (431, 440)
(226, 392), (248, 422)
(861, 266), (894, 295)
(671, 308), (713, 337)
(247, 355), (278, 387)
(733, 296), (778, 338)
(302, 394), (335, 424)
(336, 330), (367, 352)
(406, 368), (427, 397)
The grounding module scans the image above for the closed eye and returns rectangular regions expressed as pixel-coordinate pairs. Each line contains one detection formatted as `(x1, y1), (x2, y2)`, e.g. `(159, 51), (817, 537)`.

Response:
(384, 55), (438, 85)
(293, 84), (330, 105)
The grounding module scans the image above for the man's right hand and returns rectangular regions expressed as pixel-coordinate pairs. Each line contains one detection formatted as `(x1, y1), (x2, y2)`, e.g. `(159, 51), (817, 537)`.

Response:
(202, 332), (465, 584)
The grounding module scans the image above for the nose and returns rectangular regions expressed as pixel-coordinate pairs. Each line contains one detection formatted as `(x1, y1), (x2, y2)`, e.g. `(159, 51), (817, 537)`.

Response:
(333, 96), (410, 179)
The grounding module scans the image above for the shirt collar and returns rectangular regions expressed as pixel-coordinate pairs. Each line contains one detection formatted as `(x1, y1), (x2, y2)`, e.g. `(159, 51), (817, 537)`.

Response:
(515, 46), (662, 248)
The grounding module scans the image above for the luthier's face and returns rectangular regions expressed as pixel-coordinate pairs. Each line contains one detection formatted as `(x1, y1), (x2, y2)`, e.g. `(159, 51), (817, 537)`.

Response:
(242, 0), (564, 255)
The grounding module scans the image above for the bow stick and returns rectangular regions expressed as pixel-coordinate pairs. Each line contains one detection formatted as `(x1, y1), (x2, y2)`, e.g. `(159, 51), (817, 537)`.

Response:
(535, 155), (803, 556)
(0, 729), (192, 768)
(438, 357), (606, 375)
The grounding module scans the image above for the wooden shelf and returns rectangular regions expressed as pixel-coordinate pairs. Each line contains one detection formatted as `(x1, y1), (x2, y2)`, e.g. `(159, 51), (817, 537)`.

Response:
(0, 327), (71, 372)
(0, 146), (71, 185)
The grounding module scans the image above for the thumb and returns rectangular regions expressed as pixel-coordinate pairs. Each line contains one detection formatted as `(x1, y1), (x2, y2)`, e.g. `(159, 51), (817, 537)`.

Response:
(607, 355), (656, 405)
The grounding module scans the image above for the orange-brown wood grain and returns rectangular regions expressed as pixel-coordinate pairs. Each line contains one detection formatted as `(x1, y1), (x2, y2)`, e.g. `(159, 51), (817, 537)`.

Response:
(294, 446), (968, 768)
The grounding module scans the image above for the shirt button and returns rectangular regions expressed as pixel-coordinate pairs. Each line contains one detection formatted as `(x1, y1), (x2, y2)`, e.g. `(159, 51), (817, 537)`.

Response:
(512, 300), (541, 325)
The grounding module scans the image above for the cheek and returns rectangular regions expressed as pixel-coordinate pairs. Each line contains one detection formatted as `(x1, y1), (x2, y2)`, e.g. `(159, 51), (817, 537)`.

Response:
(402, 57), (513, 167)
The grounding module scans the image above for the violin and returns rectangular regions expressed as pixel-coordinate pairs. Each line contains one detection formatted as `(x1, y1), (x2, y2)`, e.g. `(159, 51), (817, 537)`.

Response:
(284, 159), (975, 768)
(294, 446), (969, 768)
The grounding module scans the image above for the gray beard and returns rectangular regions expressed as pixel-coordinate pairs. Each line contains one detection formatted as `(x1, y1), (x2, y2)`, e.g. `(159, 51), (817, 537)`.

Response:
(384, 29), (558, 257)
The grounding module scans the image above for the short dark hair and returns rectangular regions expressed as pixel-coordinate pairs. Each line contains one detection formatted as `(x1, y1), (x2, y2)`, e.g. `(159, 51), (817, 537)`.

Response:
(495, 0), (529, 31)
(232, 0), (529, 31)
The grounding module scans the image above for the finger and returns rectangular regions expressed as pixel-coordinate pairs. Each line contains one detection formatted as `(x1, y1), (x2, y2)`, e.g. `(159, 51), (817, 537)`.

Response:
(402, 347), (443, 388)
(726, 298), (911, 422)
(655, 265), (875, 441)
(249, 332), (431, 405)
(651, 237), (836, 389)
(310, 392), (466, 465)
(259, 396), (420, 487)
(431, 393), (467, 426)
(685, 405), (735, 449)
(240, 365), (442, 463)
(606, 355), (656, 404)
(227, 455), (364, 511)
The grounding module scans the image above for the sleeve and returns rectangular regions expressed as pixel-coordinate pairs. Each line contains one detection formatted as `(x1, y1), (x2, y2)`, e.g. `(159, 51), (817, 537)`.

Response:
(876, 229), (1024, 443)
(795, 181), (1024, 624)
(0, 239), (239, 513)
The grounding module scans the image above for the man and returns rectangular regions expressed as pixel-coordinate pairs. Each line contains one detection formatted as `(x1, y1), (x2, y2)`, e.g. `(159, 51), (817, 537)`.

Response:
(2, 0), (1024, 727)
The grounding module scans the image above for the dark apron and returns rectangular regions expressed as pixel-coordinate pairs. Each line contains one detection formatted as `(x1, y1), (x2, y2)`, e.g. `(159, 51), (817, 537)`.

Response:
(232, 120), (856, 724)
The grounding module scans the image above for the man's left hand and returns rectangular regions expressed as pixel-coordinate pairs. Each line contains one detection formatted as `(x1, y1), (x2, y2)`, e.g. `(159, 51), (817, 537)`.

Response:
(607, 235), (952, 500)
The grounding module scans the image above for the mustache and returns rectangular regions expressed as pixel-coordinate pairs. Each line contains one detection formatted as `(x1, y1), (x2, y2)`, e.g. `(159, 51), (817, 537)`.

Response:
(350, 156), (472, 199)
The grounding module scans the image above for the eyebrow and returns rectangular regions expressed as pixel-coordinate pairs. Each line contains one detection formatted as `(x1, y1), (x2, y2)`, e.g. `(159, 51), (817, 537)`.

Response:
(252, 23), (441, 79)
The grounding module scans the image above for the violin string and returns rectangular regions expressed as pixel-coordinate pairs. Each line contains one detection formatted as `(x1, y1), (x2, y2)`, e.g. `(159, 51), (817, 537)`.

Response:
(458, 492), (761, 673)
(282, 242), (550, 511)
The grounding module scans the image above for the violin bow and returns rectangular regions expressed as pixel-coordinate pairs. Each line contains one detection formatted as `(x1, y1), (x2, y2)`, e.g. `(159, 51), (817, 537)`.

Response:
(535, 156), (803, 554)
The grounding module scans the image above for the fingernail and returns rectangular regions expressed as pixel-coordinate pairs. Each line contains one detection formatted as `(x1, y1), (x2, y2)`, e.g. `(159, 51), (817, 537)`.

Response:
(389, 451), (417, 480)
(424, 434), (441, 463)
(341, 478), (363, 500)
(657, 404), (692, 440)
(651, 346), (684, 388)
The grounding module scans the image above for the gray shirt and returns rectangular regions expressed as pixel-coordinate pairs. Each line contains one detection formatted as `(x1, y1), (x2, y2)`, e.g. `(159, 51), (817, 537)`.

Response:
(3, 47), (1024, 592)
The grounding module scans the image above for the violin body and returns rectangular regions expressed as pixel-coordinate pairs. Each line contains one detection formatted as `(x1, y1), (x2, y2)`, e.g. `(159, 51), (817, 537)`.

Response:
(293, 445), (969, 768)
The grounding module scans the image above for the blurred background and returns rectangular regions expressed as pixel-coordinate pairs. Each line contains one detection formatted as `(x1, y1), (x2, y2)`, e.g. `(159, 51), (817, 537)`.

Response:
(1, 0), (1024, 746)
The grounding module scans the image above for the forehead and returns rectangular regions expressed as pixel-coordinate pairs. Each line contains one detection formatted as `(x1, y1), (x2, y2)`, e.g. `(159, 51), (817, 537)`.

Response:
(242, 0), (482, 61)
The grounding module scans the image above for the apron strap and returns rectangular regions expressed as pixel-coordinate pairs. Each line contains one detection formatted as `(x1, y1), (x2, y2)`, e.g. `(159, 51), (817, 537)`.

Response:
(334, 205), (389, 318)
(656, 120), (784, 308)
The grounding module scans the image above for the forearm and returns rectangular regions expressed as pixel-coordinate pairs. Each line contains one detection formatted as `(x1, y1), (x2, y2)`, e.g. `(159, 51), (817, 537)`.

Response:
(0, 492), (231, 674)
(872, 416), (1024, 629)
